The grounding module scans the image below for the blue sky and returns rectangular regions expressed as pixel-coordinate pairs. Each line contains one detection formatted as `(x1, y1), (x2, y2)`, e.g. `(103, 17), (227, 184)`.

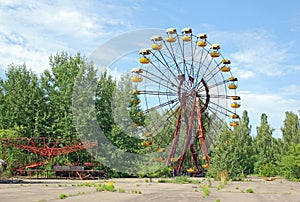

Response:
(0, 0), (300, 138)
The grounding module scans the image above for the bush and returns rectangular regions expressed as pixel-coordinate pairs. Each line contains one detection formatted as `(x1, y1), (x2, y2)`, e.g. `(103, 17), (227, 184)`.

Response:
(96, 182), (116, 192)
(258, 163), (277, 177)
(202, 185), (210, 196)
(246, 188), (254, 193)
(59, 193), (68, 199)
(280, 144), (300, 181)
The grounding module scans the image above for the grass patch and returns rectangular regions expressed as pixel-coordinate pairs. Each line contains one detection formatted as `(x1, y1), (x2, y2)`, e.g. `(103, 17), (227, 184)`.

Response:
(131, 189), (142, 194)
(118, 188), (126, 193)
(96, 182), (116, 192)
(158, 176), (200, 184)
(202, 185), (211, 197)
(59, 193), (68, 199)
(246, 188), (254, 193)
(69, 191), (85, 197)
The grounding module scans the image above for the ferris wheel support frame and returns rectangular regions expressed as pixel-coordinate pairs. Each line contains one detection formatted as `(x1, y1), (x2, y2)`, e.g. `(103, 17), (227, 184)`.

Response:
(176, 91), (197, 173)
(166, 108), (181, 166)
(196, 97), (210, 165)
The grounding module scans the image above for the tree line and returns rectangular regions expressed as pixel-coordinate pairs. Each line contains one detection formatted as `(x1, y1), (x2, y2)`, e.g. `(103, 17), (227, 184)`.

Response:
(0, 52), (299, 180)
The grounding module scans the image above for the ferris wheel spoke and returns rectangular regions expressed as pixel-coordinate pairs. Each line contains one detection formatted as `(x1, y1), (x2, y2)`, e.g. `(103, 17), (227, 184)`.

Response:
(197, 80), (229, 93)
(162, 40), (183, 75)
(209, 101), (237, 117)
(200, 56), (216, 80)
(140, 73), (177, 93)
(144, 65), (178, 88)
(194, 47), (210, 85)
(143, 98), (179, 114)
(151, 51), (180, 85)
(203, 64), (227, 85)
(138, 90), (176, 96)
(175, 33), (189, 77)
(202, 93), (233, 100)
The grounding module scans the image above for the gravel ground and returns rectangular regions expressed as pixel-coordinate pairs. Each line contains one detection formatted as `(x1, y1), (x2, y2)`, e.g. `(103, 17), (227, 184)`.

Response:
(0, 177), (299, 202)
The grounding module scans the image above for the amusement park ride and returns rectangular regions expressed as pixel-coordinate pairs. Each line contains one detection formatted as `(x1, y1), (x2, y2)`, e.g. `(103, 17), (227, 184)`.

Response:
(130, 27), (240, 176)
(1, 137), (102, 179)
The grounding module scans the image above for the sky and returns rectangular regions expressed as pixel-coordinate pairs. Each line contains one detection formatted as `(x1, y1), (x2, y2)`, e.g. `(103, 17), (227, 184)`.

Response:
(0, 0), (300, 138)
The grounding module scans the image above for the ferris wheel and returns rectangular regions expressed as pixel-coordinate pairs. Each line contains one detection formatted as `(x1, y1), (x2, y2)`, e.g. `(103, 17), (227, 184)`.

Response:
(129, 27), (240, 174)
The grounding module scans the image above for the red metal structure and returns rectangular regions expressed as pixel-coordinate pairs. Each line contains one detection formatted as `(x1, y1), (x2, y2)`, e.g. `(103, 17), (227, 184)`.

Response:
(1, 137), (102, 179)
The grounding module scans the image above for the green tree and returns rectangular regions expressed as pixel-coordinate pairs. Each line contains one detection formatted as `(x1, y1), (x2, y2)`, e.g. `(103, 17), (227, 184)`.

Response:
(253, 113), (279, 175)
(95, 71), (116, 134)
(40, 52), (82, 139)
(0, 64), (43, 137)
(208, 111), (253, 179)
(281, 111), (300, 145)
(72, 59), (98, 141)
(279, 143), (300, 181)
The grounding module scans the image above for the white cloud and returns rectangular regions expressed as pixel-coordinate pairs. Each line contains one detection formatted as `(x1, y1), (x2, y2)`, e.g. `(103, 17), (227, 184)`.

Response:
(0, 1), (134, 73)
(280, 84), (300, 96)
(210, 30), (295, 78)
(232, 67), (254, 79)
(238, 91), (300, 138)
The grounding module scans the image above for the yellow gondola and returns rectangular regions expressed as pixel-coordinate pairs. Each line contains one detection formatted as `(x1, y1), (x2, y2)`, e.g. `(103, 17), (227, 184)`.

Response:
(228, 83), (238, 89)
(229, 121), (239, 127)
(210, 51), (220, 57)
(230, 114), (240, 119)
(221, 66), (230, 72)
(151, 43), (162, 50)
(197, 41), (207, 47)
(202, 164), (209, 169)
(131, 76), (143, 83)
(166, 36), (176, 42)
(231, 102), (241, 108)
(166, 28), (177, 42)
(231, 96), (240, 100)
(196, 33), (207, 47)
(139, 57), (150, 64)
(141, 141), (153, 147)
(187, 167), (198, 173)
(181, 28), (192, 41)
(222, 59), (231, 64)
(182, 35), (191, 41)
(228, 77), (238, 82)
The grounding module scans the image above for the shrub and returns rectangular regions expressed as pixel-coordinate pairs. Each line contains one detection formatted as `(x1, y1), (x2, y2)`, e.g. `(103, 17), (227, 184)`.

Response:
(96, 182), (116, 192)
(202, 185), (210, 196)
(246, 188), (254, 193)
(59, 193), (68, 199)
(280, 144), (300, 181)
(118, 188), (126, 193)
(258, 163), (277, 177)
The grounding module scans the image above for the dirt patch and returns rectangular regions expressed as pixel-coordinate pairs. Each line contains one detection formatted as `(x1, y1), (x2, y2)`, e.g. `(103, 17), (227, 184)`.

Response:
(0, 177), (299, 202)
